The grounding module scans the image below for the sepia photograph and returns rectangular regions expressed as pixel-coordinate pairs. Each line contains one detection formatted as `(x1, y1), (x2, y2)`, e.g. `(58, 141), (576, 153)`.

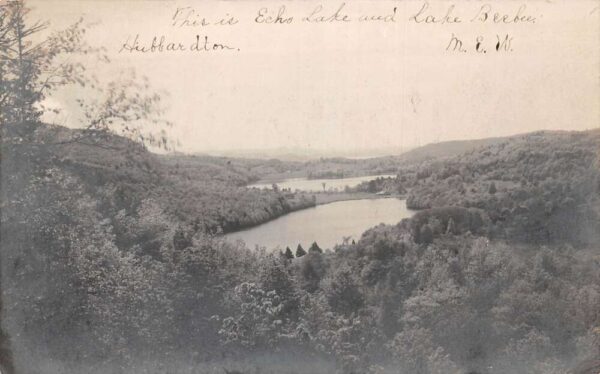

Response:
(0, 0), (599, 373)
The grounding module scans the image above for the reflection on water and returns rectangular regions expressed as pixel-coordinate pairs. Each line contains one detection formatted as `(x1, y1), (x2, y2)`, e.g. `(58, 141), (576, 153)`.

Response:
(249, 174), (396, 193)
(225, 198), (413, 251)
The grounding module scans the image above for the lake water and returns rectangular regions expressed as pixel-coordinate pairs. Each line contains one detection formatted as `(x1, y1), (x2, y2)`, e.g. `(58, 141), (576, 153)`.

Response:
(249, 174), (396, 192)
(225, 198), (413, 251)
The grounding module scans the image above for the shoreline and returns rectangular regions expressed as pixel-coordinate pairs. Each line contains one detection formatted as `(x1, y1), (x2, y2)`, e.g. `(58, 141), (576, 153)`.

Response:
(312, 192), (406, 206)
(222, 192), (406, 235)
(248, 173), (398, 186)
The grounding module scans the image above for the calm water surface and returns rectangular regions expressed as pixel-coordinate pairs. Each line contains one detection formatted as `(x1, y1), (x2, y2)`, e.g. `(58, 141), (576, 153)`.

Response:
(249, 174), (396, 192)
(225, 198), (413, 251)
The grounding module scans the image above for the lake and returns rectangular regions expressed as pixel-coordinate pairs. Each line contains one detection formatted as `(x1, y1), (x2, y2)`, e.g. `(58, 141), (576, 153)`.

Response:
(225, 198), (414, 251)
(248, 174), (397, 192)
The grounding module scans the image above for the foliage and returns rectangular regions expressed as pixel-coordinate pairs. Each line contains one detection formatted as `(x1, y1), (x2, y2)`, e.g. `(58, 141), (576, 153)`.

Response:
(1, 7), (598, 371)
(309, 241), (323, 254)
(296, 244), (307, 258)
(405, 130), (600, 245)
(0, 0), (96, 125)
(3, 127), (599, 373)
(77, 70), (174, 150)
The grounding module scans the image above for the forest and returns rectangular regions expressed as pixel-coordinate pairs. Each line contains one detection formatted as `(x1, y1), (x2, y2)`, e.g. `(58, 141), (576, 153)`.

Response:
(1, 1), (599, 374)
(2, 123), (599, 374)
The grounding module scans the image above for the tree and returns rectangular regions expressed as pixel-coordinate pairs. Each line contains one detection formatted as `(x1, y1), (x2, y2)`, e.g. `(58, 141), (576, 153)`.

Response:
(0, 273), (14, 374)
(0, 0), (173, 151)
(420, 224), (433, 244)
(323, 264), (364, 316)
(367, 179), (377, 193)
(446, 217), (456, 235)
(219, 282), (287, 348)
(173, 226), (192, 251)
(390, 327), (459, 374)
(1, 0), (46, 125)
(77, 69), (174, 150)
(0, 0), (98, 126)
(488, 182), (497, 194)
(309, 241), (323, 253)
(284, 246), (294, 260)
(259, 259), (298, 318)
(299, 251), (326, 293)
(340, 236), (352, 247)
(296, 244), (307, 258)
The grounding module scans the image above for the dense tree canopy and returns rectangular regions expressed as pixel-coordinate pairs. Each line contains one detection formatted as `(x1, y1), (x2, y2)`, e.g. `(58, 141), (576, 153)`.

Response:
(3, 125), (599, 374)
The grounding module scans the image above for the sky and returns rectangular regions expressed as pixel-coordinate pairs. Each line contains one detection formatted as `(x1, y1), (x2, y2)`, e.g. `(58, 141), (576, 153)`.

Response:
(29, 0), (600, 155)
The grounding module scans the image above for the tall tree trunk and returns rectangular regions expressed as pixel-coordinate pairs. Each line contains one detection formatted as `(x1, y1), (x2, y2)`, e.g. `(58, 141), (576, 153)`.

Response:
(15, 4), (25, 125)
(0, 275), (15, 374)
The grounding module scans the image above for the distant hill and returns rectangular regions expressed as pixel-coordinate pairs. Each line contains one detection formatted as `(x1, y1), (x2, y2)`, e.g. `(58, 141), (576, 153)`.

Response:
(169, 132), (592, 182)
(1, 123), (315, 234)
(392, 136), (510, 165)
(199, 137), (511, 164)
(405, 128), (600, 245)
(197, 146), (410, 162)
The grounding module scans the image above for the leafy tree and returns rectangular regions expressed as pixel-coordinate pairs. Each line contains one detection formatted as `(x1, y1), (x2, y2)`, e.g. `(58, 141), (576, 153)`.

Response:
(0, 0), (173, 151)
(219, 282), (292, 348)
(420, 224), (434, 244)
(390, 327), (459, 374)
(259, 258), (298, 318)
(0, 0), (98, 126)
(367, 179), (377, 193)
(296, 244), (307, 257)
(299, 251), (326, 293)
(76, 69), (174, 150)
(323, 264), (364, 316)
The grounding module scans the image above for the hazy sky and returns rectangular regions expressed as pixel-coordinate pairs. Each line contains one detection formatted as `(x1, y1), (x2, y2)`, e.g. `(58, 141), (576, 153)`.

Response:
(30, 0), (599, 154)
